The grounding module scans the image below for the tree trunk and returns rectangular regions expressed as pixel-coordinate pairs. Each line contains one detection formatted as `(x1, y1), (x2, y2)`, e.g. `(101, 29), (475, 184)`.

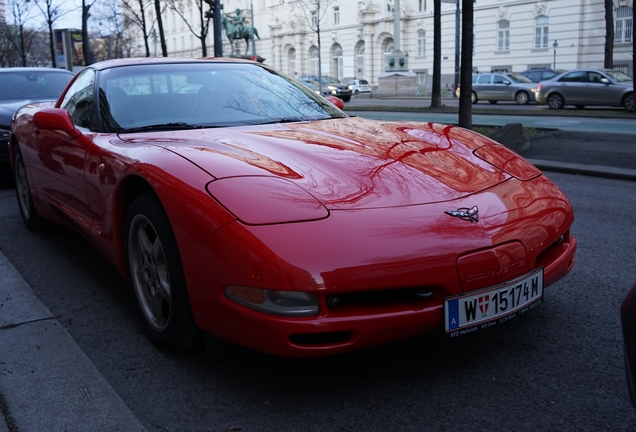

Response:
(457, 0), (473, 129)
(604, 0), (614, 68)
(82, 0), (92, 65)
(430, 0), (441, 108)
(154, 0), (168, 57)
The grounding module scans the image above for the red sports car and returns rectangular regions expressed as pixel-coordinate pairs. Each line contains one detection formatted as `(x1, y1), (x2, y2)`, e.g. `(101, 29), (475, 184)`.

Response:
(9, 58), (576, 357)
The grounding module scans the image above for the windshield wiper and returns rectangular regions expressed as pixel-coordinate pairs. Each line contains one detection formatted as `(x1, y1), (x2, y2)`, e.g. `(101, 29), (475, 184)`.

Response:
(119, 122), (204, 133)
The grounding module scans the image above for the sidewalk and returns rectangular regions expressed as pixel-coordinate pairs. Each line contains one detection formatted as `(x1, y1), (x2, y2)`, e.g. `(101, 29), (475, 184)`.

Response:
(1, 112), (635, 432)
(0, 250), (147, 432)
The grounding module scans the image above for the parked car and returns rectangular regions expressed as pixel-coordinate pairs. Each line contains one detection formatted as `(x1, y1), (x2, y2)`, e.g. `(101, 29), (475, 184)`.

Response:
(621, 282), (636, 409)
(0, 67), (74, 178)
(10, 57), (576, 357)
(348, 79), (372, 95)
(298, 74), (352, 102)
(469, 72), (538, 105)
(536, 69), (634, 110)
(520, 68), (567, 83)
(299, 79), (330, 96)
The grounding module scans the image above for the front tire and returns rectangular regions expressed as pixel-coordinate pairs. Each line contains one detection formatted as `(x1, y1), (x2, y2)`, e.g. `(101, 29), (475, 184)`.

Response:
(13, 146), (45, 230)
(624, 93), (634, 111)
(547, 93), (565, 110)
(342, 96), (351, 102)
(515, 91), (529, 105)
(125, 192), (201, 351)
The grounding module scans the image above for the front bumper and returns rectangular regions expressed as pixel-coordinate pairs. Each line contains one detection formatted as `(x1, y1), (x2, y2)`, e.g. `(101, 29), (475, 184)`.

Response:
(180, 176), (576, 357)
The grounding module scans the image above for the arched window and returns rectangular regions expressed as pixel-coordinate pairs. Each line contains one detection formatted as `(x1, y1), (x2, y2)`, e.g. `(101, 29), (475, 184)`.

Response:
(288, 48), (296, 77)
(355, 42), (365, 78)
(382, 37), (394, 67)
(498, 20), (510, 51)
(331, 45), (343, 80)
(417, 30), (426, 57)
(535, 16), (548, 48)
(309, 46), (319, 76)
(615, 6), (633, 44)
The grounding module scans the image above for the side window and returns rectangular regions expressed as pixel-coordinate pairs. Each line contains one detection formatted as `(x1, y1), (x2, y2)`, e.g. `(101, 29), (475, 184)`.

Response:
(60, 69), (95, 129)
(477, 74), (492, 84)
(559, 71), (584, 82)
(587, 72), (603, 83)
(493, 74), (506, 84)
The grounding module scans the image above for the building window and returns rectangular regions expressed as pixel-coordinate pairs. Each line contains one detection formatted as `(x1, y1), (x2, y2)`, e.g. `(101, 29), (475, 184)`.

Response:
(332, 45), (343, 80)
(289, 49), (296, 76)
(417, 30), (426, 56)
(418, 0), (425, 12)
(309, 47), (319, 76)
(355, 42), (365, 78)
(615, 6), (633, 44)
(535, 16), (548, 48)
(498, 20), (510, 51)
(334, 6), (340, 25)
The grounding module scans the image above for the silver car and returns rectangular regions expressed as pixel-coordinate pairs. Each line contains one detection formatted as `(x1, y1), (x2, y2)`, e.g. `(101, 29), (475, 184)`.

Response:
(535, 69), (634, 110)
(470, 72), (537, 105)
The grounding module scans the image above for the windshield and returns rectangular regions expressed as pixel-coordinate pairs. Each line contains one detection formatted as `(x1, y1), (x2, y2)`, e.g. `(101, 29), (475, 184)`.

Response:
(97, 62), (346, 133)
(506, 73), (534, 83)
(0, 71), (73, 102)
(604, 70), (633, 82)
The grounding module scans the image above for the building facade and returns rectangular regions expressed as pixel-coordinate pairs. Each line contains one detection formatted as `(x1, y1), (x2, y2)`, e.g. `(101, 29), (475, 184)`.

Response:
(127, 0), (634, 90)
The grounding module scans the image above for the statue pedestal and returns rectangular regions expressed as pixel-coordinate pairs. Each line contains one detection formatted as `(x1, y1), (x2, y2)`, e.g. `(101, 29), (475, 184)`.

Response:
(374, 71), (418, 97)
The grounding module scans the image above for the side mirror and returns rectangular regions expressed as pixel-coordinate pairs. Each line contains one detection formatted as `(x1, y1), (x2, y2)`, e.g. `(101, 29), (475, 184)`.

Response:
(33, 108), (81, 139)
(600, 78), (610, 84)
(502, 80), (511, 85)
(325, 96), (344, 110)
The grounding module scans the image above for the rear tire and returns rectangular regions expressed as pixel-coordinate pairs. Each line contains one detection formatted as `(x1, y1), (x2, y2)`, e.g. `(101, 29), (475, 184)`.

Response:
(471, 92), (478, 104)
(13, 145), (45, 230)
(488, 100), (498, 104)
(547, 93), (564, 110)
(125, 191), (201, 351)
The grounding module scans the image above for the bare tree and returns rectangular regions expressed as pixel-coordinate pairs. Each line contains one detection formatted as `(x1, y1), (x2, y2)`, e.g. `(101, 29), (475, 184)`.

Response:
(296, 0), (336, 94)
(5, 0), (36, 66)
(154, 0), (168, 56)
(604, 0), (614, 68)
(166, 0), (211, 56)
(92, 0), (130, 61)
(121, 0), (156, 57)
(82, 0), (94, 65)
(430, 0), (442, 108)
(31, 0), (73, 67)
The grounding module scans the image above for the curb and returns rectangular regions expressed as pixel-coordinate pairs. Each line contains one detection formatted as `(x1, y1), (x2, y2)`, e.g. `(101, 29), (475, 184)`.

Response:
(0, 250), (147, 432)
(527, 159), (636, 182)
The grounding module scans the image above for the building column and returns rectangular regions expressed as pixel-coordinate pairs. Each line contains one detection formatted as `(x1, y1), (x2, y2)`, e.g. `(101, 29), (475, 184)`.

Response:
(364, 30), (375, 85)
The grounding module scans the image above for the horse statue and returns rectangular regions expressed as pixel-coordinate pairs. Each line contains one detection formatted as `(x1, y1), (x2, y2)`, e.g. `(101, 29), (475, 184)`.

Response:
(221, 13), (260, 56)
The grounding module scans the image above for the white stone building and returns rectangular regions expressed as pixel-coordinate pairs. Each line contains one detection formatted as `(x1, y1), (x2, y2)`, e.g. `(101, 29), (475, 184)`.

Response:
(128, 0), (634, 90)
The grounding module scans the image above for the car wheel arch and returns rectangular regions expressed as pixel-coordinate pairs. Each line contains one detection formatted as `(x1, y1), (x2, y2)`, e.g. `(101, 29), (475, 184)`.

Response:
(515, 91), (530, 105)
(622, 92), (634, 111)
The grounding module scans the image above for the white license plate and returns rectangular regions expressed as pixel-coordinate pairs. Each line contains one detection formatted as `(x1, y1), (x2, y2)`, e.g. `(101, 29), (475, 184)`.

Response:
(444, 268), (543, 337)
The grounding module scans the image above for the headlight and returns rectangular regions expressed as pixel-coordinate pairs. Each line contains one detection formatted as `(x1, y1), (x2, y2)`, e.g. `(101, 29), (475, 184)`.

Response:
(474, 145), (541, 181)
(0, 128), (10, 144)
(328, 85), (337, 91)
(226, 285), (319, 316)
(207, 176), (329, 225)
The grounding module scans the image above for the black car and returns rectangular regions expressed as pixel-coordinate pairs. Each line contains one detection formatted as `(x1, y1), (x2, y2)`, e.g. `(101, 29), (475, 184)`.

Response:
(520, 68), (566, 83)
(298, 75), (352, 102)
(0, 67), (74, 177)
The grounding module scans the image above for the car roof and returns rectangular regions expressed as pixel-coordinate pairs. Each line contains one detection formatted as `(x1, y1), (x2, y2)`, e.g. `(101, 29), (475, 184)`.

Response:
(0, 67), (74, 74)
(88, 57), (256, 71)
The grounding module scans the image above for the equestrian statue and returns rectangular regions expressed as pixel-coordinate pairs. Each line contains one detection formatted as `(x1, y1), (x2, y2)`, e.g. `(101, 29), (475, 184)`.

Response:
(221, 8), (260, 55)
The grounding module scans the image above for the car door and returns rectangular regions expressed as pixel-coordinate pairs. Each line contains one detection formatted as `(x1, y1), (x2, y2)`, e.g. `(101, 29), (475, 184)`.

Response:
(29, 69), (96, 231)
(583, 71), (612, 106)
(475, 74), (493, 100)
(491, 74), (511, 101)
(555, 71), (586, 104)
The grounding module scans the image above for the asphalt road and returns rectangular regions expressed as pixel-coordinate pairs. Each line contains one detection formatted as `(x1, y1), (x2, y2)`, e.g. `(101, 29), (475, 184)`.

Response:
(1, 169), (635, 431)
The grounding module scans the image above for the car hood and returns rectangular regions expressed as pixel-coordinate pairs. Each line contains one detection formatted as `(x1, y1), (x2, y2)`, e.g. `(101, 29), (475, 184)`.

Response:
(119, 117), (512, 210)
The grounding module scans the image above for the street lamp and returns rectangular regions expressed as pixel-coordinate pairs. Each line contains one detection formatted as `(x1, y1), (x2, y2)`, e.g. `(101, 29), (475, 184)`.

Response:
(552, 39), (559, 69)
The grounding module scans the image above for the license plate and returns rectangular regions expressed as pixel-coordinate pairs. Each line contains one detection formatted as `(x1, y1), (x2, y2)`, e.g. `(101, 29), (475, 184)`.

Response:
(444, 268), (543, 337)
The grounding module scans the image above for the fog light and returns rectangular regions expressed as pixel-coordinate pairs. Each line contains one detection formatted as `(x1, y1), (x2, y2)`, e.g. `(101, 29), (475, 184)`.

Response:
(327, 295), (341, 308)
(555, 235), (564, 244)
(226, 286), (319, 317)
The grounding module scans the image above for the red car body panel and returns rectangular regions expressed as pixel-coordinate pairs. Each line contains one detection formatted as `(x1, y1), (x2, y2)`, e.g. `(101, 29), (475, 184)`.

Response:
(9, 58), (576, 357)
